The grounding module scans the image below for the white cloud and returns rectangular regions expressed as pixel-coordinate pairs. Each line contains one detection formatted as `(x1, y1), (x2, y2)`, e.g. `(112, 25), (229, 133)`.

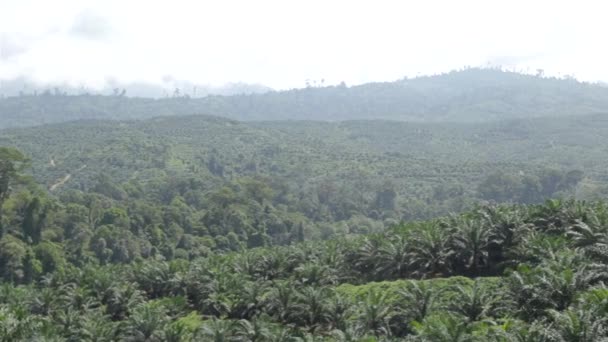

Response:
(69, 9), (113, 41)
(1, 0), (607, 89)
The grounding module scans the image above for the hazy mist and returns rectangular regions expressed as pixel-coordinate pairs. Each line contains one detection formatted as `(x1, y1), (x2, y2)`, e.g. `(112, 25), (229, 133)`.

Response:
(1, 0), (606, 91)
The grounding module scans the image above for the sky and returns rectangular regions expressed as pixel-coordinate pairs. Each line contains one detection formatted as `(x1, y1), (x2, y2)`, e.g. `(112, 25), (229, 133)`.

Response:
(0, 0), (606, 90)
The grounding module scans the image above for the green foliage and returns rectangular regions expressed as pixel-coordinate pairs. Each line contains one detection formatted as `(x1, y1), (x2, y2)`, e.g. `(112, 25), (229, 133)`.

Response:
(3, 68), (608, 129)
(0, 198), (608, 339)
(1, 77), (608, 340)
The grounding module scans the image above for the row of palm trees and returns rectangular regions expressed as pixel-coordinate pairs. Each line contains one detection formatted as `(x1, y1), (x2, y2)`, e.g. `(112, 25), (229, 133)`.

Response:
(2, 268), (607, 341)
(2, 199), (608, 340)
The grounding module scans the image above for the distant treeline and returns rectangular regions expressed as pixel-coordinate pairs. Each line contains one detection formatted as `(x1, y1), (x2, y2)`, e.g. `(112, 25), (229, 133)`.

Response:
(3, 68), (608, 129)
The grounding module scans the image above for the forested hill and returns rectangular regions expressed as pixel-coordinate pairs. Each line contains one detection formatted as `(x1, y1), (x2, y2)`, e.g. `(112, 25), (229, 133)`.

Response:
(4, 86), (608, 340)
(3, 68), (608, 129)
(2, 113), (608, 224)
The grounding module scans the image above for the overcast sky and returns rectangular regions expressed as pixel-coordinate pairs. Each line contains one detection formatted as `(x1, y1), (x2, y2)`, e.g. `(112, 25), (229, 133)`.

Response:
(0, 0), (605, 89)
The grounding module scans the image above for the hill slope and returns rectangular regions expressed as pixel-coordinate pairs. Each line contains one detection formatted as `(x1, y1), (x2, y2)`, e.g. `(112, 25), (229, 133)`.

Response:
(3, 68), (608, 129)
(1, 114), (606, 222)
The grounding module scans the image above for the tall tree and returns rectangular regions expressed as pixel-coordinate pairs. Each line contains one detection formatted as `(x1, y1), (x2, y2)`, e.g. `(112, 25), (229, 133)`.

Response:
(0, 147), (28, 236)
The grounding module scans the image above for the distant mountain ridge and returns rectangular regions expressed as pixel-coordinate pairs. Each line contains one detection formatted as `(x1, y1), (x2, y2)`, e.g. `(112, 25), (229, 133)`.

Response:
(2, 68), (608, 129)
(0, 77), (272, 98)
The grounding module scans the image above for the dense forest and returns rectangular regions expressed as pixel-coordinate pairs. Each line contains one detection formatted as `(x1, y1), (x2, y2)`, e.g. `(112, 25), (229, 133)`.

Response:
(3, 68), (608, 129)
(2, 149), (608, 339)
(1, 113), (603, 244)
(3, 68), (608, 340)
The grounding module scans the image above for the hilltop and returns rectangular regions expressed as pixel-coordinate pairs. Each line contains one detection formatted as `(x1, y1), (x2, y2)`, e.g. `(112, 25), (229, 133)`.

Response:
(2, 68), (608, 129)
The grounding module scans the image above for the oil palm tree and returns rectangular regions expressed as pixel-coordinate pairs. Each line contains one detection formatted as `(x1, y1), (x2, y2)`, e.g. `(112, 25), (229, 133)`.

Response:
(501, 320), (554, 342)
(162, 321), (193, 342)
(123, 304), (168, 341)
(479, 205), (531, 269)
(375, 235), (411, 280)
(77, 311), (120, 342)
(294, 286), (332, 331)
(264, 280), (297, 324)
(355, 290), (394, 337)
(251, 249), (289, 280)
(350, 237), (383, 281)
(545, 308), (608, 342)
(61, 283), (100, 312)
(568, 208), (608, 262)
(233, 280), (268, 319)
(395, 280), (439, 323)
(105, 282), (145, 321)
(294, 262), (337, 286)
(231, 318), (274, 342)
(408, 221), (454, 277)
(328, 326), (370, 342)
(131, 260), (176, 299)
(197, 317), (235, 342)
(451, 218), (495, 276)
(409, 313), (472, 342)
(326, 293), (355, 332)
(28, 286), (60, 316)
(506, 253), (607, 320)
(0, 306), (42, 342)
(446, 279), (499, 322)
